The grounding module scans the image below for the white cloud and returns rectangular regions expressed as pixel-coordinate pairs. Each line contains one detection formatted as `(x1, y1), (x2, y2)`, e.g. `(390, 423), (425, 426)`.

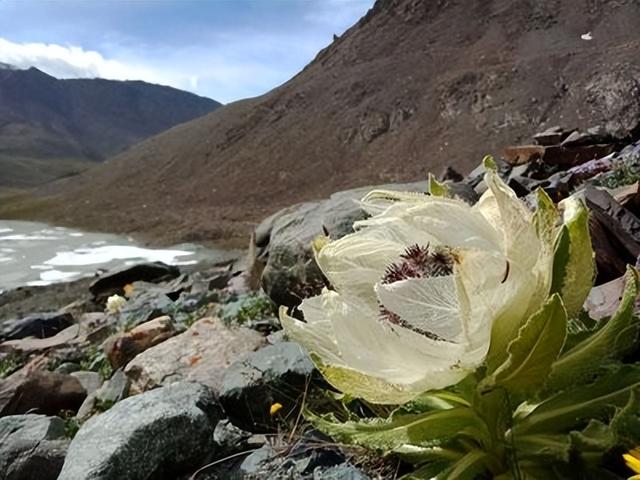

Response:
(0, 1), (374, 103)
(0, 38), (175, 86)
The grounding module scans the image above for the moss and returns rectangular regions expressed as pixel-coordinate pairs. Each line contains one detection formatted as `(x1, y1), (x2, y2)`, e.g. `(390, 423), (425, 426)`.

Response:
(0, 352), (23, 379)
(219, 293), (276, 326)
(79, 345), (113, 381)
(592, 155), (640, 189)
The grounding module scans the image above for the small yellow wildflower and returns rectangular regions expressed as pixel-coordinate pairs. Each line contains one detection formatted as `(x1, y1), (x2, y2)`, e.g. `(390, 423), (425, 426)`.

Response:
(623, 448), (640, 479)
(269, 402), (283, 416)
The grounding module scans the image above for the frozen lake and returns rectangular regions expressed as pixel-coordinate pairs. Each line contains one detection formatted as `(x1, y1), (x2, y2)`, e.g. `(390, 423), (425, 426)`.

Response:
(0, 220), (233, 293)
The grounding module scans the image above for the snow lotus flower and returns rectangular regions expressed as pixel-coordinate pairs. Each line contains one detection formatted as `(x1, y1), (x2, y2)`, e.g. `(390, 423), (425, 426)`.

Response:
(281, 168), (556, 404)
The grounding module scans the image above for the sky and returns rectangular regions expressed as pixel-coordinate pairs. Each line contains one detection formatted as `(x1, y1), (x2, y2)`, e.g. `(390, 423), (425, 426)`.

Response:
(0, 0), (374, 103)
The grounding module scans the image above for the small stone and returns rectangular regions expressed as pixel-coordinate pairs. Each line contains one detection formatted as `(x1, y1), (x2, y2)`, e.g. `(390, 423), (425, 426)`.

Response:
(533, 126), (572, 146)
(55, 362), (81, 375)
(117, 292), (175, 330)
(76, 369), (130, 421)
(70, 371), (102, 396)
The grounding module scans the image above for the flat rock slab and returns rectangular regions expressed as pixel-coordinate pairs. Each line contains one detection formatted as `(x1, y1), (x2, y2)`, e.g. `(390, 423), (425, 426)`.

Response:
(0, 369), (86, 416)
(0, 312), (74, 341)
(124, 317), (264, 394)
(58, 382), (221, 480)
(0, 414), (69, 480)
(89, 262), (180, 299)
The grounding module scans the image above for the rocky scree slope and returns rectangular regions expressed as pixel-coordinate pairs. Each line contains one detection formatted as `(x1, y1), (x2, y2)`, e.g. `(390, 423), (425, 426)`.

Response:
(25, 0), (640, 244)
(0, 65), (220, 187)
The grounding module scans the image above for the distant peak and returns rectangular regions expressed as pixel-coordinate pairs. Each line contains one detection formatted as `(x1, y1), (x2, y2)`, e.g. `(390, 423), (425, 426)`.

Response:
(0, 62), (17, 70)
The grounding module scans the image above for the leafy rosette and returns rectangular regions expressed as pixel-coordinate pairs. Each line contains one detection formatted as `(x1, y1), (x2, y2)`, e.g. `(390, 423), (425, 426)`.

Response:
(281, 165), (556, 404)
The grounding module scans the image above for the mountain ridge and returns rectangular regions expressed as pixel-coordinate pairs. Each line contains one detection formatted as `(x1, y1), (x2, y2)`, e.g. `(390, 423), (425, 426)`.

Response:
(0, 65), (221, 187)
(11, 0), (640, 244)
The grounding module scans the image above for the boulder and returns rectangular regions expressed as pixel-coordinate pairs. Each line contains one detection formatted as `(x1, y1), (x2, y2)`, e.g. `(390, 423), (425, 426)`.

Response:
(0, 414), (69, 480)
(219, 342), (316, 432)
(102, 315), (176, 369)
(124, 318), (264, 394)
(0, 369), (86, 416)
(259, 182), (428, 309)
(89, 262), (180, 300)
(0, 312), (73, 341)
(58, 382), (222, 480)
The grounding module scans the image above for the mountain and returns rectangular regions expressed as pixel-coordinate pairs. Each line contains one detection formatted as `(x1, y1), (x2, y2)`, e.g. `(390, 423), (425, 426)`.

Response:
(0, 66), (221, 187)
(13, 0), (640, 244)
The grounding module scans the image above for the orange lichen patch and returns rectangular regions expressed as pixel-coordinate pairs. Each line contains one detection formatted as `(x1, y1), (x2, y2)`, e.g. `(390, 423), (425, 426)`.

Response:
(123, 284), (135, 298)
(188, 355), (202, 366)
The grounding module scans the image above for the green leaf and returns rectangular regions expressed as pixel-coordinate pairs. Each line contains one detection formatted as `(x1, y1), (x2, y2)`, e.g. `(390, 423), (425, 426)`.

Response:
(609, 389), (640, 447)
(443, 450), (492, 480)
(512, 364), (640, 436)
(307, 407), (490, 452)
(547, 267), (640, 391)
(482, 294), (567, 396)
(533, 188), (560, 246)
(400, 461), (453, 480)
(483, 155), (497, 171)
(512, 433), (571, 462)
(428, 173), (449, 197)
(550, 197), (595, 318)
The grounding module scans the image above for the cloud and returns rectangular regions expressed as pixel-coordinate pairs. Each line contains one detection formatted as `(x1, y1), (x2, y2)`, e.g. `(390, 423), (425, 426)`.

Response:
(0, 1), (375, 103)
(0, 38), (175, 86)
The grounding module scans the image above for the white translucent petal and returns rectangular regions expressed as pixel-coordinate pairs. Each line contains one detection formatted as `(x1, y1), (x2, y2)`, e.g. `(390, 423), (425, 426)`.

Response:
(355, 199), (501, 253)
(475, 171), (540, 270)
(375, 276), (463, 342)
(315, 229), (406, 305)
(360, 189), (430, 216)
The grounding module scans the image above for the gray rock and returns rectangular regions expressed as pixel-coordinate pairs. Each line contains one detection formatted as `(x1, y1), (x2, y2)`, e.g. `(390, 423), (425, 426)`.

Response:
(259, 182), (428, 309)
(124, 318), (264, 395)
(0, 414), (69, 480)
(55, 362), (81, 374)
(213, 420), (266, 458)
(70, 371), (102, 396)
(219, 342), (316, 432)
(58, 382), (222, 480)
(314, 464), (370, 480)
(0, 312), (73, 341)
(235, 432), (369, 480)
(117, 291), (175, 329)
(89, 262), (180, 300)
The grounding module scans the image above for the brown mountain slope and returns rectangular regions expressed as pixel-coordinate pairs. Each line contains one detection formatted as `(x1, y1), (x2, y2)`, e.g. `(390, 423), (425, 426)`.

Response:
(0, 66), (221, 187)
(21, 0), (640, 244)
